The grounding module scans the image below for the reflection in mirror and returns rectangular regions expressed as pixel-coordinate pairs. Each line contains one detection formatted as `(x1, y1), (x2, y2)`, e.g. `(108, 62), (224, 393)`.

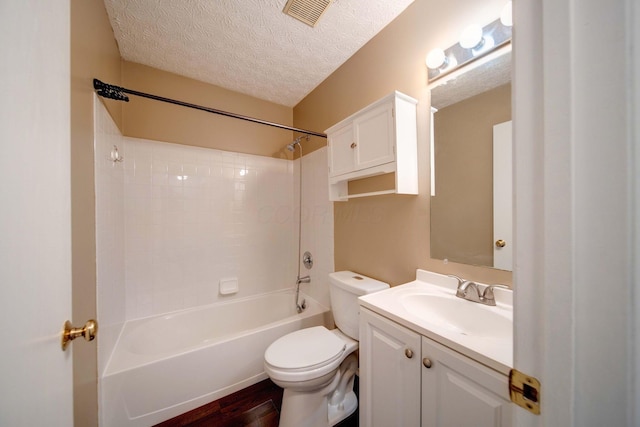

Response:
(430, 47), (512, 270)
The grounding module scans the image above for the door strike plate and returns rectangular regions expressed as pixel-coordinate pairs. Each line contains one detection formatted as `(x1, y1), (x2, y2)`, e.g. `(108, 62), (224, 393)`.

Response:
(509, 369), (541, 415)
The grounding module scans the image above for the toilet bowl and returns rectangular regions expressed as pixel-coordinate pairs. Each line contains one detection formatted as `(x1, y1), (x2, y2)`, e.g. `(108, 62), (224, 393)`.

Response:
(264, 271), (389, 427)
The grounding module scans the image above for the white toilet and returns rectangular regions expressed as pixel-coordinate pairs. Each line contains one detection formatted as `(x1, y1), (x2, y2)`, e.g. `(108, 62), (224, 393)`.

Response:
(264, 271), (389, 427)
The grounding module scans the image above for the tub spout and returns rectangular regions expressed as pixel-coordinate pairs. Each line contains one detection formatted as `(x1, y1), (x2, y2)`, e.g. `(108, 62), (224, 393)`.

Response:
(295, 275), (308, 313)
(296, 275), (310, 285)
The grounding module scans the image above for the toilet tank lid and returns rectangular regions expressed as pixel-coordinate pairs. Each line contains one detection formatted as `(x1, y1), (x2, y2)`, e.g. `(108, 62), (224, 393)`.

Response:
(329, 271), (390, 296)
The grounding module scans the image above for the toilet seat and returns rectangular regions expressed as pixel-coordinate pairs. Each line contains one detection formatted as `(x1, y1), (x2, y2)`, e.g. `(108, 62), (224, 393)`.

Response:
(264, 326), (349, 383)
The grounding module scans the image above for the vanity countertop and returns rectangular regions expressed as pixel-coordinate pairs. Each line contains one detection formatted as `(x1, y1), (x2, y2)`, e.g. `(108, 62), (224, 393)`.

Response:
(358, 269), (513, 376)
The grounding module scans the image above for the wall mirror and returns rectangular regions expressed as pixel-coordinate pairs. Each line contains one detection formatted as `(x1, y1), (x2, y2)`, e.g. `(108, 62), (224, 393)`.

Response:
(429, 46), (512, 270)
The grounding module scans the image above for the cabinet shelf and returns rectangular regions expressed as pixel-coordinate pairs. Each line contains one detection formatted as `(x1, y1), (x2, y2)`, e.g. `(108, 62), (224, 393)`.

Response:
(325, 91), (418, 202)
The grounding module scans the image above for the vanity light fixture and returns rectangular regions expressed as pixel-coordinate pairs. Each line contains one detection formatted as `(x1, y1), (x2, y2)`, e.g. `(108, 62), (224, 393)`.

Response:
(426, 4), (512, 83)
(459, 25), (484, 50)
(425, 48), (447, 70)
(500, 1), (513, 27)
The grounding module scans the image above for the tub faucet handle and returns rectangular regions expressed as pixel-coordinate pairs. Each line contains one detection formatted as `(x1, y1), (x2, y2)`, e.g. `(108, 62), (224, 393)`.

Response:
(481, 284), (510, 305)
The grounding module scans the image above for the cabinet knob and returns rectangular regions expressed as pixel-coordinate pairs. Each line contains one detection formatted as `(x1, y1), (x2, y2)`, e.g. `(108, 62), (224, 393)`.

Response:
(350, 142), (357, 149)
(423, 357), (433, 369)
(405, 348), (414, 359)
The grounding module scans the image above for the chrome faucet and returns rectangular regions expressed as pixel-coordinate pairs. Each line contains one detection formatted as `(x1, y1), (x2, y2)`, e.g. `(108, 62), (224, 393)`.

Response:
(449, 275), (482, 303)
(448, 275), (510, 306)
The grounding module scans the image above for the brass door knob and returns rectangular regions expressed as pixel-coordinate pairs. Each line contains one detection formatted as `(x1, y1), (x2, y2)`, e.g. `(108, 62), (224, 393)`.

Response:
(61, 319), (98, 351)
(495, 239), (507, 248)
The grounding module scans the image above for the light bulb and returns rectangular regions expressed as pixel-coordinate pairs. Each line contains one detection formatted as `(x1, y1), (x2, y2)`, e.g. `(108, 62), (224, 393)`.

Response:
(501, 1), (513, 26)
(426, 48), (447, 70)
(459, 25), (484, 49)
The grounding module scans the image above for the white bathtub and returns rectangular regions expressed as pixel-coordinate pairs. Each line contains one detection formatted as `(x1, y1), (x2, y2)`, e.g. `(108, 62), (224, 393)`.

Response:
(100, 289), (330, 427)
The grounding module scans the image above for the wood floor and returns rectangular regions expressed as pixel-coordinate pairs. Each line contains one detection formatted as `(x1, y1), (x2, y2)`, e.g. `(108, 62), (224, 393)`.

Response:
(154, 378), (358, 427)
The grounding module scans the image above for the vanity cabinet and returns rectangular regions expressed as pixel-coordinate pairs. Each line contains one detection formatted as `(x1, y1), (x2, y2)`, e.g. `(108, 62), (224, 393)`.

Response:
(421, 335), (512, 427)
(325, 91), (418, 201)
(359, 307), (421, 427)
(360, 307), (512, 427)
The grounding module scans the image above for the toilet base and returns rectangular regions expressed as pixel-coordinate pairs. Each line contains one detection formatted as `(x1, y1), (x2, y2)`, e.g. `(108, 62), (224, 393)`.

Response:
(278, 388), (358, 427)
(328, 390), (357, 426)
(278, 354), (358, 427)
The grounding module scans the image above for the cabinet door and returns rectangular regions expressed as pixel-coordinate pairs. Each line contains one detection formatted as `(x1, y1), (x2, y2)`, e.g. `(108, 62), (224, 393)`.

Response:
(421, 337), (512, 427)
(328, 122), (355, 177)
(360, 308), (421, 427)
(353, 102), (395, 170)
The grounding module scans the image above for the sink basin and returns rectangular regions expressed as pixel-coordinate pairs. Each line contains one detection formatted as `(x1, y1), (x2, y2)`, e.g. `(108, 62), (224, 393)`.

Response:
(399, 293), (512, 339)
(358, 270), (514, 374)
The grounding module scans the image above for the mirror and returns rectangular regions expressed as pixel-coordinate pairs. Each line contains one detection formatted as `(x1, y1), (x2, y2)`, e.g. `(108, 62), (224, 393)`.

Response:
(429, 47), (512, 270)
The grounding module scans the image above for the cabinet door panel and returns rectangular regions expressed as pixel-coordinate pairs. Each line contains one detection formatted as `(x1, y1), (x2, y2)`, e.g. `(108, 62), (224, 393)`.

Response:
(328, 123), (355, 177)
(353, 102), (395, 170)
(422, 337), (512, 427)
(360, 308), (421, 427)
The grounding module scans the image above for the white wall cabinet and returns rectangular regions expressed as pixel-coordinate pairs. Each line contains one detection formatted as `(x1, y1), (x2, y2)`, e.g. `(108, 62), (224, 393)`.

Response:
(360, 307), (512, 427)
(325, 91), (418, 201)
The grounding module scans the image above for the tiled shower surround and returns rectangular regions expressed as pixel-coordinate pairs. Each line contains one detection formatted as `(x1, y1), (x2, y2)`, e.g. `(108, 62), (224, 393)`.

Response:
(123, 138), (298, 318)
(94, 98), (334, 376)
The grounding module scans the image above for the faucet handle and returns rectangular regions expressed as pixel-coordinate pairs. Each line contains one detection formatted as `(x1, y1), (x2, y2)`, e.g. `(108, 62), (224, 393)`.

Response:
(481, 284), (510, 302)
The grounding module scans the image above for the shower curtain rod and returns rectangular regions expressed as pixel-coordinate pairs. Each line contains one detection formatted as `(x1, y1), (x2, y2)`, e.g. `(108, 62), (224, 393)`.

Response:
(93, 79), (327, 139)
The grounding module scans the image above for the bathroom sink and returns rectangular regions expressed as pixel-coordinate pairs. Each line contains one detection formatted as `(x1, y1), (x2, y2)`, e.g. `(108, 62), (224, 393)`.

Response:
(358, 269), (513, 374)
(399, 293), (511, 338)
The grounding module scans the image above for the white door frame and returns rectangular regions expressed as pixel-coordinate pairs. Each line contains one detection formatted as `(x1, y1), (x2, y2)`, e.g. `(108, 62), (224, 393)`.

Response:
(513, 0), (636, 425)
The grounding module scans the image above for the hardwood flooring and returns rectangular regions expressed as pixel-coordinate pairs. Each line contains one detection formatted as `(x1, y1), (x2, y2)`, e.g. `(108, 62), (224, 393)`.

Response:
(154, 378), (359, 427)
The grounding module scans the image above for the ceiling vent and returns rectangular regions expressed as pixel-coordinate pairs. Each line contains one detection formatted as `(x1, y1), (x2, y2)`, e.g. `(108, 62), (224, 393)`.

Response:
(283, 0), (334, 27)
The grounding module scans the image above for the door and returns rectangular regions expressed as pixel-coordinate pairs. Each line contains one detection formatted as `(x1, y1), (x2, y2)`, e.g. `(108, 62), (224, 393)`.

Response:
(328, 123), (356, 177)
(0, 2), (73, 425)
(360, 308), (421, 427)
(353, 102), (395, 170)
(493, 120), (513, 270)
(512, 1), (635, 426)
(422, 337), (512, 427)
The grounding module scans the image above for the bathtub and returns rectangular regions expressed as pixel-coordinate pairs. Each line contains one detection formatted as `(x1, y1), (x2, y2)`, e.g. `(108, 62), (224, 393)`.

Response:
(100, 289), (330, 427)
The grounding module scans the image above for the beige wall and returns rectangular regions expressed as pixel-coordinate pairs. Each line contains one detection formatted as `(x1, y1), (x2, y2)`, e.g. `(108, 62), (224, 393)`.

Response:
(70, 1), (122, 426)
(122, 61), (294, 158)
(431, 83), (511, 267)
(294, 0), (512, 286)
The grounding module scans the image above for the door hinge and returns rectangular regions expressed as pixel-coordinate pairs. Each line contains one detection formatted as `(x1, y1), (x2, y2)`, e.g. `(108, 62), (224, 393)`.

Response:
(509, 369), (541, 415)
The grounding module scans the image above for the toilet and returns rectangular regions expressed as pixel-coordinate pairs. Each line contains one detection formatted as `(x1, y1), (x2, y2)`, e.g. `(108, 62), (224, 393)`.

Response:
(264, 271), (389, 427)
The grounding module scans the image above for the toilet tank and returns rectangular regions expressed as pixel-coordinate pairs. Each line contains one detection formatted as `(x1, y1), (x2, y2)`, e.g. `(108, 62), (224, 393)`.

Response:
(329, 271), (389, 340)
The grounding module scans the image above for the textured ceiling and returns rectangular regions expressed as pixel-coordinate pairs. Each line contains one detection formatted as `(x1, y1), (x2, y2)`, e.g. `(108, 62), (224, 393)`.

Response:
(104, 0), (415, 107)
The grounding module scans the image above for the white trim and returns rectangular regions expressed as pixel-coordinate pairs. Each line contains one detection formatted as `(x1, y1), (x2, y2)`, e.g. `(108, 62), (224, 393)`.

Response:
(629, 0), (640, 423)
